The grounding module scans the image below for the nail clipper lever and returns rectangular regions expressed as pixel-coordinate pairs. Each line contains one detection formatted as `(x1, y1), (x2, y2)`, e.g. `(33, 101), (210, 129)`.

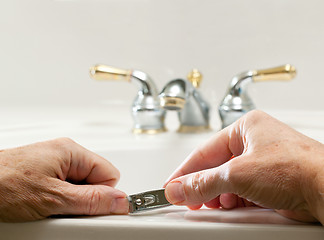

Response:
(127, 189), (171, 213)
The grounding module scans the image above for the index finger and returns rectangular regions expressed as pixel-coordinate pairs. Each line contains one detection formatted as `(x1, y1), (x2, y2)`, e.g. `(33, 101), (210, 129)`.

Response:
(164, 124), (244, 186)
(54, 138), (120, 187)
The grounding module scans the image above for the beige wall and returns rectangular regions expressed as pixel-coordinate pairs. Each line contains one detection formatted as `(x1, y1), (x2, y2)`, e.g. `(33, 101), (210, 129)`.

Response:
(1, 0), (323, 110)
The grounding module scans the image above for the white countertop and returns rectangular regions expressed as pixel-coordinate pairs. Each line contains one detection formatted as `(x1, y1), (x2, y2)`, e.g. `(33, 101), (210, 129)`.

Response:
(0, 104), (324, 240)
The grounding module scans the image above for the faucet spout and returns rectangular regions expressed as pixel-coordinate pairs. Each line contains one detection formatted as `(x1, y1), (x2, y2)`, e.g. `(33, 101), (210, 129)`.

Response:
(159, 70), (210, 133)
(159, 79), (187, 111)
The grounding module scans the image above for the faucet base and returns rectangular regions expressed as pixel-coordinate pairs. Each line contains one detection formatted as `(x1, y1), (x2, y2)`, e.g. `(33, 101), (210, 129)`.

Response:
(177, 125), (211, 134)
(132, 128), (167, 135)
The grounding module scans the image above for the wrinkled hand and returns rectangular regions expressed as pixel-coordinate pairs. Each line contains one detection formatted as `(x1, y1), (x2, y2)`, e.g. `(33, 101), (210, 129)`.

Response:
(164, 110), (324, 224)
(0, 138), (129, 222)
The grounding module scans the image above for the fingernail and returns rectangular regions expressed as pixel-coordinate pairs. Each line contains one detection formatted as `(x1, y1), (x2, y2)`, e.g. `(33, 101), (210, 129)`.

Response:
(165, 181), (185, 204)
(110, 197), (129, 214)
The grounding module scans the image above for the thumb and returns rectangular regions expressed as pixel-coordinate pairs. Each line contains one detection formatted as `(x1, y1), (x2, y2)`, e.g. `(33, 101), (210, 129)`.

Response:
(57, 182), (129, 216)
(165, 163), (233, 206)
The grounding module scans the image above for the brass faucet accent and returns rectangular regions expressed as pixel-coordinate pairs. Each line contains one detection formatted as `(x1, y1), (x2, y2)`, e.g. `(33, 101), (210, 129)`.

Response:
(90, 65), (132, 82)
(252, 64), (296, 82)
(187, 69), (202, 88)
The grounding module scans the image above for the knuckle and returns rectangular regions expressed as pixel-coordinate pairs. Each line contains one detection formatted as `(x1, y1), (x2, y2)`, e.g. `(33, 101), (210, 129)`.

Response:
(190, 172), (207, 200)
(53, 137), (75, 146)
(237, 110), (269, 131)
(243, 110), (266, 123)
(48, 137), (76, 159)
(86, 189), (101, 215)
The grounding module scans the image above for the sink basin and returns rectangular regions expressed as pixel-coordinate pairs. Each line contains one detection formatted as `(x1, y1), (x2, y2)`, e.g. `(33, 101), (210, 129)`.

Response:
(0, 105), (323, 240)
(101, 147), (193, 195)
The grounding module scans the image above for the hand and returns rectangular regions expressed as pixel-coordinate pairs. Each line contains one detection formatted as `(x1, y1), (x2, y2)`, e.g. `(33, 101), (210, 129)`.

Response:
(0, 138), (129, 222)
(164, 110), (324, 224)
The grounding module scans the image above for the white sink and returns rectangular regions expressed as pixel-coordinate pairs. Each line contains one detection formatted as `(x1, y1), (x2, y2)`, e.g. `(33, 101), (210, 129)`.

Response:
(0, 105), (324, 239)
(102, 147), (192, 195)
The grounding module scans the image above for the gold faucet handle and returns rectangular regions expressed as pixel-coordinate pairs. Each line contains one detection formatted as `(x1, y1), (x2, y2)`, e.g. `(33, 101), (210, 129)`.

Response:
(252, 64), (296, 82)
(89, 64), (132, 81)
(187, 69), (203, 88)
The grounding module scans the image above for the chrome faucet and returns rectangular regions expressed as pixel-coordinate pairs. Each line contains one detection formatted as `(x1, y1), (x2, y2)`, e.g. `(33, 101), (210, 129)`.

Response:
(89, 64), (166, 134)
(218, 64), (297, 128)
(159, 69), (210, 133)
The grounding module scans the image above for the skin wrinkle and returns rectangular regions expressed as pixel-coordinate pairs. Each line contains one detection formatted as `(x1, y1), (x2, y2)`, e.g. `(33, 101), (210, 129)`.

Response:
(235, 156), (303, 210)
(51, 138), (73, 180)
(40, 180), (67, 215)
(198, 148), (216, 171)
(318, 176), (324, 222)
(10, 178), (44, 220)
(53, 183), (72, 214)
(23, 179), (51, 215)
(219, 164), (230, 183)
(190, 172), (204, 201)
(85, 162), (98, 183)
(197, 149), (206, 165)
(302, 155), (324, 217)
(24, 170), (32, 176)
(228, 124), (245, 157)
(64, 143), (74, 182)
(55, 148), (70, 181)
(80, 154), (93, 183)
(2, 171), (60, 220)
(87, 188), (101, 215)
(68, 150), (90, 183)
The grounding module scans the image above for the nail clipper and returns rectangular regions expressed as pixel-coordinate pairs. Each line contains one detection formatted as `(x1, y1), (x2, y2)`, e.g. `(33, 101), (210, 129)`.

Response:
(127, 188), (171, 213)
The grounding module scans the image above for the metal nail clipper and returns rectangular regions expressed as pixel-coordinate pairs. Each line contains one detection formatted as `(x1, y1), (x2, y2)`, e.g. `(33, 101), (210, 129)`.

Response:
(127, 189), (171, 213)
